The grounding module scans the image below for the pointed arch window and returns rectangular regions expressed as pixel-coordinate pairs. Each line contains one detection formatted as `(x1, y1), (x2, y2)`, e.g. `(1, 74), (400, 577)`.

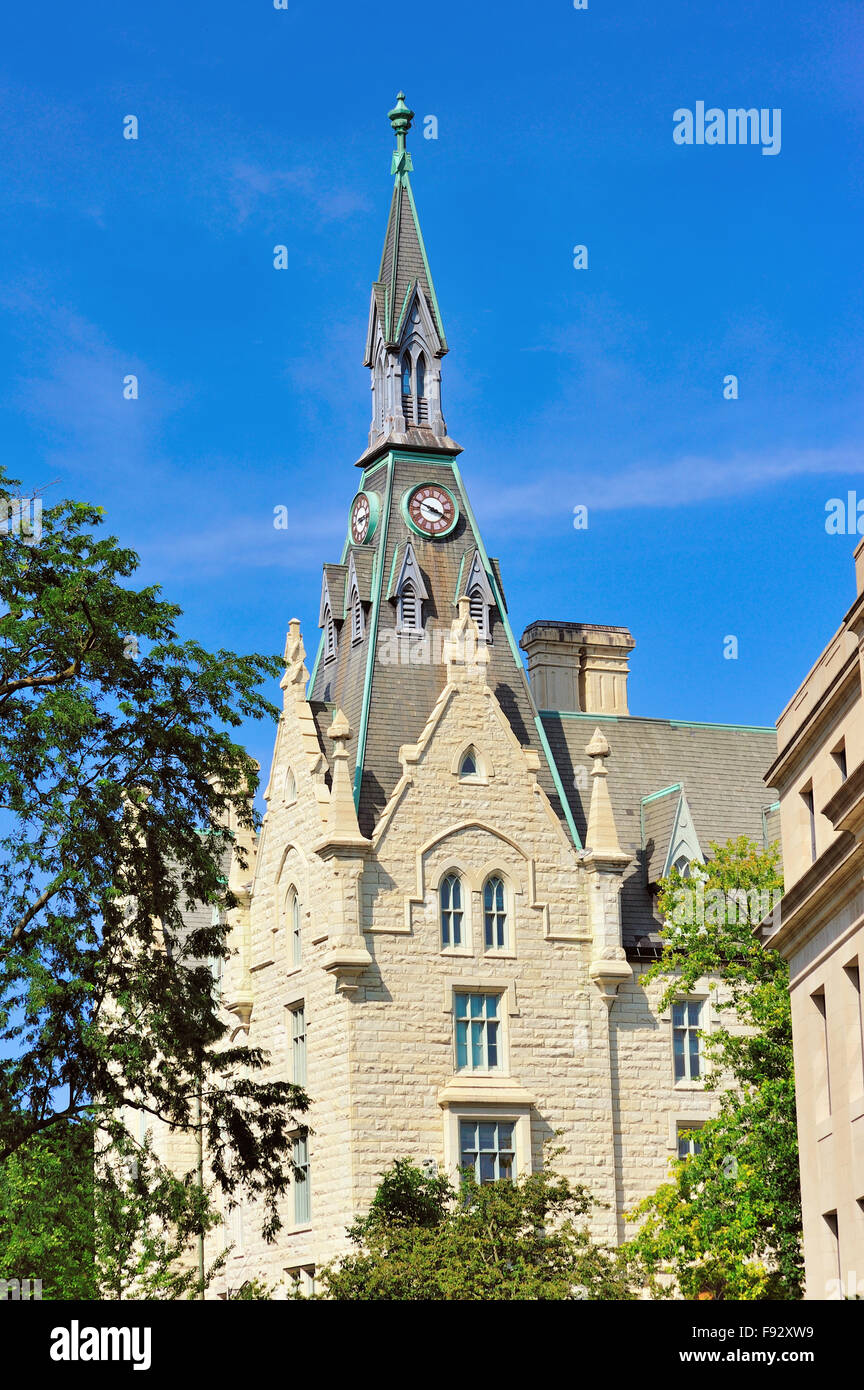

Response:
(287, 887), (302, 966)
(323, 604), (336, 662)
(459, 748), (478, 780)
(483, 876), (507, 951)
(401, 356), (412, 400)
(416, 354), (428, 423)
(285, 768), (297, 805)
(440, 873), (464, 948)
(399, 580), (421, 634)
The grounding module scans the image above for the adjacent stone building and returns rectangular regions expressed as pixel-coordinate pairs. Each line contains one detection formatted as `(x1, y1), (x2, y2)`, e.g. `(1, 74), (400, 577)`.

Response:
(765, 537), (864, 1300)
(196, 95), (780, 1295)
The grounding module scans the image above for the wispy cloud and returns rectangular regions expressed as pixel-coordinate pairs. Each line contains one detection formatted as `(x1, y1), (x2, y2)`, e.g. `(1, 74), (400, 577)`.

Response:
(473, 444), (864, 519)
(227, 161), (371, 228)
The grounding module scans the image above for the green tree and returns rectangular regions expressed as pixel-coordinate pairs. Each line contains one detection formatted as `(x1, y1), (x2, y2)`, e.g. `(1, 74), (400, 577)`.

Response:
(0, 470), (308, 1237)
(625, 836), (802, 1299)
(94, 1130), (226, 1300)
(0, 1119), (95, 1298)
(318, 1158), (650, 1300)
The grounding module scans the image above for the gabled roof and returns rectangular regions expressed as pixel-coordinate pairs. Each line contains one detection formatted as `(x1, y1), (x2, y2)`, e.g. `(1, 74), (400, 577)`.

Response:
(390, 540), (429, 600)
(320, 565), (347, 625)
(346, 548), (376, 607)
(540, 710), (778, 951)
(641, 784), (704, 884)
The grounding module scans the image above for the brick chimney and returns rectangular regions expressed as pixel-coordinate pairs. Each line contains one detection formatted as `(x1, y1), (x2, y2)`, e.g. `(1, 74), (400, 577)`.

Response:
(519, 621), (636, 715)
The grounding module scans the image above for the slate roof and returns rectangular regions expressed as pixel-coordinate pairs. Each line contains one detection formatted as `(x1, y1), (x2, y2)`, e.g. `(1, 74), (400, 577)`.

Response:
(374, 181), (446, 352)
(641, 785), (683, 884)
(540, 711), (779, 953)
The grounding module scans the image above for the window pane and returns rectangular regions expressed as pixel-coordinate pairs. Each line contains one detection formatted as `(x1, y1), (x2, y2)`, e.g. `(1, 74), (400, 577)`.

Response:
(452, 910), (462, 946)
(471, 1021), (483, 1068)
(452, 878), (461, 908)
(479, 1153), (496, 1183)
(479, 1123), (496, 1149)
(672, 1003), (686, 1027)
(499, 1122), (514, 1149)
(486, 995), (498, 1018)
(470, 995), (484, 1018)
(487, 1023), (498, 1068)
(689, 1032), (700, 1078)
(456, 1021), (468, 1070)
(688, 1001), (701, 1027)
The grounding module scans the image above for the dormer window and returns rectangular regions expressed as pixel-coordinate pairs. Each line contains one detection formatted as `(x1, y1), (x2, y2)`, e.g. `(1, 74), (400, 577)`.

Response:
(350, 585), (364, 644)
(461, 551), (496, 645)
(323, 604), (336, 661)
(392, 541), (429, 636)
(399, 580), (421, 633)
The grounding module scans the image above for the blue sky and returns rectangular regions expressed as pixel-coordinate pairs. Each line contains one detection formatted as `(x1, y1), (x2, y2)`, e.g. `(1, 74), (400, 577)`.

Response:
(1, 0), (862, 783)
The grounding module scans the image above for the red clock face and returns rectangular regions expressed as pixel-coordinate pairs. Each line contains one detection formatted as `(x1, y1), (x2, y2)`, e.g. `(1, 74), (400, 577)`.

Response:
(407, 485), (457, 537)
(350, 494), (371, 544)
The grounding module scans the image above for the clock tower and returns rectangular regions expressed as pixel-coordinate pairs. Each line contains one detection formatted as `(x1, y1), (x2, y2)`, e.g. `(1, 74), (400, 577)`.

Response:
(307, 95), (580, 845)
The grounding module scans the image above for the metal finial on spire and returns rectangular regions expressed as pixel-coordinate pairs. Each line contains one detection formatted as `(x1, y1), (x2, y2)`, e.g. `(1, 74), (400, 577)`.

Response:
(388, 92), (414, 176)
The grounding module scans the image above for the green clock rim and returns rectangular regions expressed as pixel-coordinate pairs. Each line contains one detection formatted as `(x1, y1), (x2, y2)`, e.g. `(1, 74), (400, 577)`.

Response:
(400, 483), (460, 539)
(348, 490), (380, 546)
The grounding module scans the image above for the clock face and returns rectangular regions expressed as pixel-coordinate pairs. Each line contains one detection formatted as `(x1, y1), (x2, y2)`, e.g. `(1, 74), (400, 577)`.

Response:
(404, 484), (459, 538)
(349, 491), (379, 545)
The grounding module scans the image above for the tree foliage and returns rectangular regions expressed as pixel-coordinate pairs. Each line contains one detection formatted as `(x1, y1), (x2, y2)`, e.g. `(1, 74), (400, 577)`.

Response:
(318, 1158), (650, 1301)
(0, 470), (307, 1237)
(625, 836), (803, 1299)
(0, 1119), (95, 1298)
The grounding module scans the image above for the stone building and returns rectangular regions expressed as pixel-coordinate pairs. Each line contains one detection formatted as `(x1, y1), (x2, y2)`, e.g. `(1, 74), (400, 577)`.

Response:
(202, 95), (779, 1295)
(765, 536), (864, 1300)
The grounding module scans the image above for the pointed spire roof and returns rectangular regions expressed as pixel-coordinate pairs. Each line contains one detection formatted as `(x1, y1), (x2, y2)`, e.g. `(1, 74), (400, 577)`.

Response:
(365, 93), (447, 361)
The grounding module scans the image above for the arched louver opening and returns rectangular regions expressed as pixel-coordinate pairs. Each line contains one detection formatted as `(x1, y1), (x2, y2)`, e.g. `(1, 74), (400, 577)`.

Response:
(416, 354), (428, 424)
(468, 586), (488, 640)
(440, 873), (463, 948)
(323, 604), (336, 661)
(399, 580), (421, 633)
(483, 876), (507, 951)
(400, 355), (412, 423)
(351, 589), (364, 644)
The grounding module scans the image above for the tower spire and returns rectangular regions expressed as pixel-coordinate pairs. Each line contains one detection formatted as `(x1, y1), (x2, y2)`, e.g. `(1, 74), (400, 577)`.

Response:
(361, 92), (452, 454)
(388, 91), (414, 176)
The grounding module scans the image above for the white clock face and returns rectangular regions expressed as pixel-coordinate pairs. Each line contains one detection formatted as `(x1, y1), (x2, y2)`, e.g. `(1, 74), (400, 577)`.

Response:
(349, 492), (378, 545)
(406, 485), (458, 538)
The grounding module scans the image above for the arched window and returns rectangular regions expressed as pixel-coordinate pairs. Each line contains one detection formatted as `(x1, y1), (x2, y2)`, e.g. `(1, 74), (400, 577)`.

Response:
(459, 748), (478, 780)
(401, 357), (412, 399)
(440, 873), (463, 948)
(674, 855), (691, 878)
(288, 887), (302, 965)
(323, 604), (336, 661)
(399, 580), (421, 633)
(351, 589), (364, 644)
(468, 585), (487, 640)
(416, 354), (426, 398)
(285, 768), (297, 804)
(483, 876), (507, 951)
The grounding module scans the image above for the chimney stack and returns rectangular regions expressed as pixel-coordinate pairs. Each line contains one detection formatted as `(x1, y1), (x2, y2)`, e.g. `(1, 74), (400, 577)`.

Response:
(520, 621), (635, 715)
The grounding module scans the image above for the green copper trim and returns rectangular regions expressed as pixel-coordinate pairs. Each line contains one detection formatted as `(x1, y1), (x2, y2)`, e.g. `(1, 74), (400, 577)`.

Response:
(449, 458), (582, 849)
(544, 710), (775, 735)
(361, 457), (389, 488)
(402, 176), (447, 350)
(641, 783), (683, 806)
(386, 544), (400, 599)
(347, 490), (381, 548)
(394, 282), (415, 342)
(400, 482), (460, 539)
(353, 453), (396, 808)
(453, 553), (467, 606)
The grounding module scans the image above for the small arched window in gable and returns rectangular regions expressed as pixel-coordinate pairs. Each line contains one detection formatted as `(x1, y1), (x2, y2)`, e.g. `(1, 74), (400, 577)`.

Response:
(459, 747), (479, 780)
(673, 855), (691, 878)
(351, 588), (364, 644)
(483, 875), (507, 951)
(285, 768), (297, 805)
(399, 580), (421, 634)
(440, 873), (463, 948)
(287, 886), (302, 965)
(468, 585), (488, 640)
(401, 356), (412, 400)
(416, 354), (428, 423)
(324, 604), (336, 661)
